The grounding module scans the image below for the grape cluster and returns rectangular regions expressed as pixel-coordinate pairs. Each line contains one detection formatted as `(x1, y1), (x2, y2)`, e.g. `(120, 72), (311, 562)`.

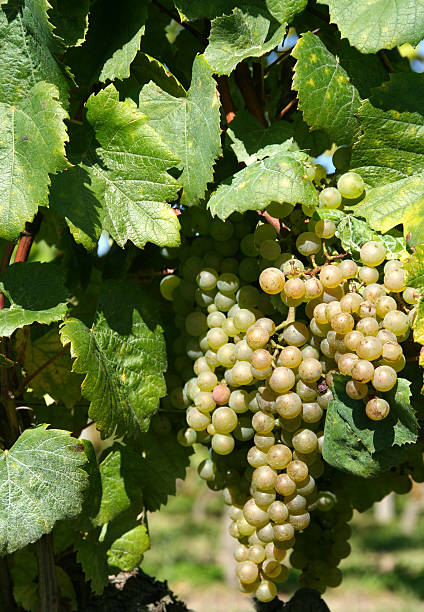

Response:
(159, 170), (418, 601)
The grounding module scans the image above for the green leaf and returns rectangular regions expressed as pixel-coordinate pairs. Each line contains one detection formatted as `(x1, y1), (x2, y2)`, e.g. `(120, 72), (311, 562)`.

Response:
(173, 0), (306, 22)
(405, 244), (424, 290)
(292, 32), (360, 146)
(204, 6), (286, 75)
(227, 109), (294, 165)
(15, 327), (82, 409)
(317, 0), (424, 53)
(118, 52), (186, 103)
(0, 82), (68, 242)
(65, 0), (150, 85)
(208, 145), (319, 219)
(84, 84), (181, 249)
(0, 353), (15, 368)
(354, 175), (424, 247)
(333, 39), (388, 99)
(60, 280), (167, 439)
(351, 92), (424, 187)
(75, 536), (109, 594)
(92, 449), (143, 526)
(0, 425), (88, 555)
(48, 0), (89, 48)
(140, 55), (221, 205)
(107, 525), (149, 571)
(0, 2), (69, 106)
(0, 263), (68, 337)
(323, 374), (414, 477)
(315, 209), (407, 257)
(50, 164), (103, 252)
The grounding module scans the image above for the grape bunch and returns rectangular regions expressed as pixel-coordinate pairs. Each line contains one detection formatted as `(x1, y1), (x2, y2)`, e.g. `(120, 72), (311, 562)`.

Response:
(159, 169), (418, 602)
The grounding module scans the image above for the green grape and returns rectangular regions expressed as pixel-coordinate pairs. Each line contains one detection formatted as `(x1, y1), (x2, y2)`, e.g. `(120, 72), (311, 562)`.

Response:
(372, 365), (397, 392)
(299, 358), (322, 383)
(195, 391), (216, 413)
(358, 266), (379, 284)
(260, 239), (281, 260)
(217, 272), (239, 294)
(207, 311), (226, 328)
(337, 171), (365, 199)
(319, 187), (342, 209)
(302, 401), (324, 423)
(222, 317), (238, 337)
(234, 339), (254, 361)
(197, 371), (218, 391)
(383, 310), (410, 336)
(236, 285), (260, 308)
(210, 219), (234, 241)
(186, 407), (211, 431)
(331, 312), (355, 334)
(221, 258), (239, 274)
(315, 219), (336, 239)
(206, 327), (228, 350)
(360, 241), (386, 267)
(233, 308), (256, 331)
(255, 579), (278, 602)
(320, 264), (343, 288)
(236, 560), (259, 584)
(246, 326), (269, 349)
(232, 360), (254, 385)
(247, 446), (268, 468)
(275, 473), (296, 496)
(375, 295), (397, 318)
(252, 466), (278, 491)
(283, 322), (309, 347)
(216, 343), (236, 368)
(384, 269), (406, 293)
(214, 291), (236, 312)
(339, 259), (358, 279)
(252, 411), (275, 434)
(269, 366), (296, 393)
(177, 427), (197, 446)
(292, 429), (318, 454)
(254, 223), (277, 244)
(198, 458), (217, 480)
(185, 311), (207, 336)
(366, 397), (390, 420)
(403, 286), (419, 304)
(182, 256), (203, 281)
(196, 268), (218, 291)
(259, 267), (285, 294)
(266, 202), (295, 218)
(240, 234), (259, 257)
(351, 359), (374, 383)
(267, 444), (292, 469)
(212, 433), (235, 454)
(160, 275), (181, 300)
(239, 257), (260, 282)
(356, 336), (382, 361)
(243, 498), (269, 527)
(296, 232), (322, 256)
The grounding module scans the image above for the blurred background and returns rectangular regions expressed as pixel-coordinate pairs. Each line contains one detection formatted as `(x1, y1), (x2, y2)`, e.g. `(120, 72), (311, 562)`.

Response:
(141, 448), (424, 612)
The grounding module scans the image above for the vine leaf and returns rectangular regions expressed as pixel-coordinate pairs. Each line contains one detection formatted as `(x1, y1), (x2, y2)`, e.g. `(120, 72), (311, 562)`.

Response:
(81, 84), (181, 249)
(0, 425), (88, 555)
(0, 82), (69, 242)
(0, 2), (69, 106)
(118, 52), (186, 102)
(204, 6), (286, 75)
(75, 537), (109, 594)
(354, 175), (424, 247)
(351, 83), (424, 186)
(227, 109), (294, 165)
(323, 374), (416, 478)
(207, 144), (318, 219)
(0, 263), (68, 337)
(48, 0), (90, 48)
(292, 32), (360, 146)
(315, 209), (406, 258)
(405, 245), (424, 290)
(60, 280), (167, 439)
(65, 0), (150, 85)
(174, 0), (306, 22)
(14, 327), (82, 409)
(107, 525), (149, 571)
(317, 0), (424, 53)
(140, 55), (221, 205)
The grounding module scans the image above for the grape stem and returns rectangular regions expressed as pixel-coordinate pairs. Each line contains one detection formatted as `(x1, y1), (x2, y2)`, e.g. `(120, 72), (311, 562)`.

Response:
(275, 306), (296, 332)
(322, 240), (348, 262)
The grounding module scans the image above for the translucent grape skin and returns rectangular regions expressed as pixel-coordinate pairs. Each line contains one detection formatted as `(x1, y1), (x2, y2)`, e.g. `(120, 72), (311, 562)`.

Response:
(337, 171), (365, 199)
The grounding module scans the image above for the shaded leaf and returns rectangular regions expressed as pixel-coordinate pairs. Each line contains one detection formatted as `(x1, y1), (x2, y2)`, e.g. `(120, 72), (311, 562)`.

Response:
(0, 425), (88, 555)
(60, 280), (167, 439)
(65, 0), (150, 85)
(227, 109), (294, 165)
(0, 82), (68, 241)
(292, 32), (360, 146)
(405, 245), (424, 290)
(15, 327), (82, 409)
(208, 144), (318, 219)
(140, 55), (221, 205)
(0, 263), (68, 337)
(49, 0), (89, 47)
(318, 0), (424, 53)
(75, 536), (108, 594)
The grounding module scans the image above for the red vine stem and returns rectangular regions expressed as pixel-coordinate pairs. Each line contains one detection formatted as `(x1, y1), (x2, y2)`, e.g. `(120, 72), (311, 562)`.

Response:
(235, 63), (267, 127)
(279, 98), (297, 120)
(0, 243), (15, 310)
(216, 76), (236, 124)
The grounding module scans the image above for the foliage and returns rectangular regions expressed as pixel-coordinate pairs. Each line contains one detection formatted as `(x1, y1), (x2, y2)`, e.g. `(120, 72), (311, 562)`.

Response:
(0, 0), (423, 610)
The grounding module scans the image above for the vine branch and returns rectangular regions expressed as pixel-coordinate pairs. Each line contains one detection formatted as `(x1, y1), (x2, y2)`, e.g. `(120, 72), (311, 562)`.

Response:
(235, 63), (267, 127)
(216, 76), (236, 124)
(36, 534), (59, 612)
